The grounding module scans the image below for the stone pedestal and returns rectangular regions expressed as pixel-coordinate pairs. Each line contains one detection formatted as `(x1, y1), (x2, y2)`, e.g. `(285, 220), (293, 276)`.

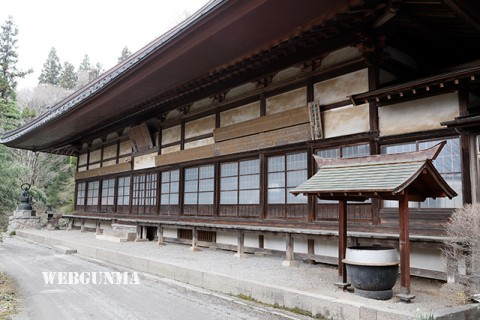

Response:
(7, 210), (41, 233)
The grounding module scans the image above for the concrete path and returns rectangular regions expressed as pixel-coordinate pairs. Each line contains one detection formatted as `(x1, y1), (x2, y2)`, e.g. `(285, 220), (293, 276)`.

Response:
(0, 237), (311, 320)
(11, 229), (480, 320)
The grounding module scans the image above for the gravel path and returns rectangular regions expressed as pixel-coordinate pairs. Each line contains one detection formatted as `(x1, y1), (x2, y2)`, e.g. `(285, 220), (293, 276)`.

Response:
(14, 229), (468, 317)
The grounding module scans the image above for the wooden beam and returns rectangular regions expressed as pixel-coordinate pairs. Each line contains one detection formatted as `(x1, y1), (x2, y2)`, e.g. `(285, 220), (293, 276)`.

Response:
(157, 224), (165, 245)
(282, 233), (298, 267)
(338, 199), (347, 284)
(213, 106), (309, 143)
(234, 231), (246, 258)
(399, 190), (413, 297)
(190, 227), (200, 251)
(95, 221), (101, 235)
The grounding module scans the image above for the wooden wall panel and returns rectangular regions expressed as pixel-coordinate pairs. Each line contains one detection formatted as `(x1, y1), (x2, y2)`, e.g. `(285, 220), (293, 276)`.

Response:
(129, 123), (153, 152)
(215, 123), (311, 156)
(155, 144), (215, 167)
(214, 105), (309, 142)
(75, 162), (131, 180)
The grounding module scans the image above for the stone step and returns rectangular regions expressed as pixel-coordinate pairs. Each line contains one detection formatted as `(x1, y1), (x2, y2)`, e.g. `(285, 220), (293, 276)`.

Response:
(53, 245), (77, 254)
(102, 229), (136, 241)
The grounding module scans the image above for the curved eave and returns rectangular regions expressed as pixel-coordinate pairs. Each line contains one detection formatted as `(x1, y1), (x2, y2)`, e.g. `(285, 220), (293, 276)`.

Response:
(1, 0), (356, 153)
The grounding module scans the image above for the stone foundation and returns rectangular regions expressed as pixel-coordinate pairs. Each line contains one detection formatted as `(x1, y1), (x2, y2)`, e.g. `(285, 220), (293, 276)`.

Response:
(7, 210), (43, 233)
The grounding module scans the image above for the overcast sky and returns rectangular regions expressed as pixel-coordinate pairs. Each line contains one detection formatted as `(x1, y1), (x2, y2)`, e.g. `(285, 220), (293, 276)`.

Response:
(1, 0), (208, 89)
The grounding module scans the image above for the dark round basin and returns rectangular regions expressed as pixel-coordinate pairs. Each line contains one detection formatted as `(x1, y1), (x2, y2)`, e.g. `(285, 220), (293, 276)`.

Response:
(343, 246), (399, 300)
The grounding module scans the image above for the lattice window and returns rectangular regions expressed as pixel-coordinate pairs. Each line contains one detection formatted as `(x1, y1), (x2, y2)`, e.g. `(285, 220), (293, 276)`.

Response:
(101, 178), (115, 213)
(86, 181), (99, 212)
(76, 182), (86, 211)
(132, 173), (157, 214)
(184, 165), (214, 216)
(266, 152), (308, 220)
(160, 169), (180, 215)
(315, 144), (372, 221)
(116, 176), (131, 214)
(382, 137), (462, 208)
(219, 159), (260, 217)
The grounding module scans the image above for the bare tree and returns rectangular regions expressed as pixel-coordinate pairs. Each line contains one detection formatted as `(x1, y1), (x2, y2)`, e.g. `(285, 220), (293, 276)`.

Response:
(443, 203), (480, 297)
(17, 84), (73, 123)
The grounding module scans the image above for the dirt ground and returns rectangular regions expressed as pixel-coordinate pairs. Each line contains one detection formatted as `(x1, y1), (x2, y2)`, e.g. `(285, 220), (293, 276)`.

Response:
(0, 272), (19, 320)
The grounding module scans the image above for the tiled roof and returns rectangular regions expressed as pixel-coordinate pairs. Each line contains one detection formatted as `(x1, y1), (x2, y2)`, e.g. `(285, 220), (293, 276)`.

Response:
(290, 142), (457, 201)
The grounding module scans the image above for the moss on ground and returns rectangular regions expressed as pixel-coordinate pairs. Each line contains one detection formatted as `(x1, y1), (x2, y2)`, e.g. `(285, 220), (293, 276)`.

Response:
(236, 293), (329, 319)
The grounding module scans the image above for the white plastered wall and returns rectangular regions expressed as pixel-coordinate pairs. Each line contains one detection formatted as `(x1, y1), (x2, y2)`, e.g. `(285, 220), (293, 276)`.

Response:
(314, 238), (339, 258)
(379, 93), (459, 136)
(322, 104), (370, 138)
(133, 153), (156, 170)
(320, 46), (362, 70)
(163, 228), (177, 238)
(266, 87), (306, 115)
(220, 101), (260, 127)
(314, 69), (368, 105)
(264, 235), (286, 251)
(216, 231), (238, 246)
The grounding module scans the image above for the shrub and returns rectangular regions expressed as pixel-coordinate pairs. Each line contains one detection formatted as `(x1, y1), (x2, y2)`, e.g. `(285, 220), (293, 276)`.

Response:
(443, 203), (480, 297)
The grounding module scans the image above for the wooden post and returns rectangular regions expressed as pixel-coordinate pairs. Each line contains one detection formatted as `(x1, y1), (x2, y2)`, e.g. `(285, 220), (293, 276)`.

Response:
(398, 190), (415, 302)
(335, 199), (349, 288)
(282, 233), (298, 267)
(157, 224), (165, 246)
(142, 226), (147, 241)
(305, 239), (315, 264)
(190, 227), (200, 251)
(95, 221), (101, 235)
(80, 219), (86, 233)
(67, 219), (73, 231)
(234, 231), (246, 258)
(135, 223), (141, 241)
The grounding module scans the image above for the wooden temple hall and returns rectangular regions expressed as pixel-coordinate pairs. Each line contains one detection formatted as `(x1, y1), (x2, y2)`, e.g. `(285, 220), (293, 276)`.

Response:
(2, 0), (480, 294)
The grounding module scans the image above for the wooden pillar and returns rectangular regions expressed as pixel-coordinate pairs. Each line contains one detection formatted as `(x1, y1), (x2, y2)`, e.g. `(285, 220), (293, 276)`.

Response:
(95, 221), (101, 235)
(190, 227), (200, 251)
(142, 226), (147, 240)
(335, 199), (349, 287)
(305, 239), (315, 264)
(234, 231), (246, 258)
(80, 219), (86, 233)
(157, 224), (165, 246)
(398, 190), (415, 301)
(135, 223), (141, 241)
(282, 233), (298, 267)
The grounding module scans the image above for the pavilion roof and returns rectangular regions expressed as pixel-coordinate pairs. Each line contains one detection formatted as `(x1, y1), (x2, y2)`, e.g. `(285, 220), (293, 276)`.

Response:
(290, 142), (457, 202)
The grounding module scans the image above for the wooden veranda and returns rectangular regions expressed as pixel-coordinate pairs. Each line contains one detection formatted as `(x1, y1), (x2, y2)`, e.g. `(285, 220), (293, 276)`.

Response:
(291, 141), (457, 300)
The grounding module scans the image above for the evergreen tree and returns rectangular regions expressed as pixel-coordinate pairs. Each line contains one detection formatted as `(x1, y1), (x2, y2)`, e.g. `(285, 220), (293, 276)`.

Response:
(76, 55), (103, 88)
(59, 61), (77, 90)
(38, 47), (62, 86)
(118, 46), (131, 63)
(0, 98), (21, 131)
(78, 54), (92, 72)
(89, 62), (103, 80)
(0, 144), (20, 216)
(0, 16), (32, 100)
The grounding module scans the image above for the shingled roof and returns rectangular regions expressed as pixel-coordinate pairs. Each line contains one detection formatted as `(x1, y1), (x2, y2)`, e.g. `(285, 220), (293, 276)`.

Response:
(290, 142), (457, 202)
